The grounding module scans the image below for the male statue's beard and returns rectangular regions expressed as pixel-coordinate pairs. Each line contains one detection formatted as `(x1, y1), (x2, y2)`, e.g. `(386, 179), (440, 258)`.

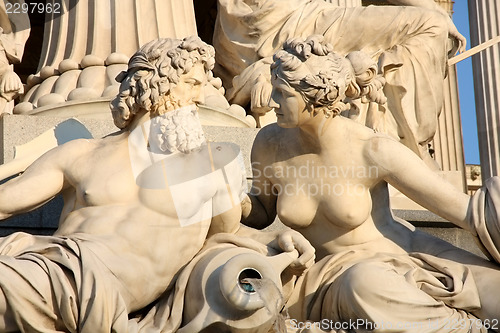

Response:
(149, 104), (206, 154)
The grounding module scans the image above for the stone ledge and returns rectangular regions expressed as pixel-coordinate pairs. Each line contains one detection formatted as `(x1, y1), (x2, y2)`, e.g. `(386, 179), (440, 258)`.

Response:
(394, 209), (485, 258)
(393, 209), (448, 225)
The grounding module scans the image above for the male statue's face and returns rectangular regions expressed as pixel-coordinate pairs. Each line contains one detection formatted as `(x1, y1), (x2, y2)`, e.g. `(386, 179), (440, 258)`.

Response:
(169, 63), (207, 108)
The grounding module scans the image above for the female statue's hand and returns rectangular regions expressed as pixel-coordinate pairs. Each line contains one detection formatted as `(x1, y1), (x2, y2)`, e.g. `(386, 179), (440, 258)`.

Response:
(250, 74), (273, 115)
(446, 16), (466, 55)
(277, 229), (316, 272)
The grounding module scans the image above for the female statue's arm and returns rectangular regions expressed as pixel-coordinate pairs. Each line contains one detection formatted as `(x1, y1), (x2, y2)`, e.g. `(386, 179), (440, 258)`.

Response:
(365, 135), (472, 232)
(387, 0), (466, 54)
(241, 130), (278, 229)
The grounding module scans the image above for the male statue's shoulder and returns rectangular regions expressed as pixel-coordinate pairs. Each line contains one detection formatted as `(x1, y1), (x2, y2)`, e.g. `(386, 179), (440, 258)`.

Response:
(53, 137), (96, 155)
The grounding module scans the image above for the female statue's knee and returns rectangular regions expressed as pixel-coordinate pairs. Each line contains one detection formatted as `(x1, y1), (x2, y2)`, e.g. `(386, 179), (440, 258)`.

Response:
(340, 262), (383, 293)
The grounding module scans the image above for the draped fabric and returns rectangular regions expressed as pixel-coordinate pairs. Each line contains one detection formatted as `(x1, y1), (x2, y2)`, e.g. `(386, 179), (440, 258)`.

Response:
(286, 250), (487, 333)
(469, 176), (500, 263)
(0, 232), (129, 332)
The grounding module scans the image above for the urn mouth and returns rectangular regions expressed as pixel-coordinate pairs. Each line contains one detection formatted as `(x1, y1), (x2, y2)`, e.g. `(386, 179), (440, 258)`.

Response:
(238, 268), (262, 293)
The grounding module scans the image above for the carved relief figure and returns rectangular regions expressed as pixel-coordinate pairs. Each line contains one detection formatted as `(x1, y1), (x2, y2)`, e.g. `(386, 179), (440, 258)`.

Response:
(215, 0), (465, 165)
(243, 36), (500, 332)
(0, 0), (29, 113)
(0, 36), (314, 332)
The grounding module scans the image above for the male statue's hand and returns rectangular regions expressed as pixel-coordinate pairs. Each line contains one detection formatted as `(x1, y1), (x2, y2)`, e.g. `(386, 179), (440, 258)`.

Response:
(277, 229), (315, 273)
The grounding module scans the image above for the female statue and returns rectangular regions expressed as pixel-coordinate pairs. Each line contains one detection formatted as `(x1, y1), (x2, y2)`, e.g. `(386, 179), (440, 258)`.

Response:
(243, 36), (500, 332)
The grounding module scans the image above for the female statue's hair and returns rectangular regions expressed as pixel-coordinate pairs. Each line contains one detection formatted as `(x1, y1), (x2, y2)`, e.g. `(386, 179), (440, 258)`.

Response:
(271, 35), (385, 118)
(110, 36), (215, 129)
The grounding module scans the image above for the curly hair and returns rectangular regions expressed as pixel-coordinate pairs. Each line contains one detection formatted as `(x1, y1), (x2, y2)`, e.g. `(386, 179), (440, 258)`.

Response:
(110, 36), (215, 129)
(271, 35), (385, 118)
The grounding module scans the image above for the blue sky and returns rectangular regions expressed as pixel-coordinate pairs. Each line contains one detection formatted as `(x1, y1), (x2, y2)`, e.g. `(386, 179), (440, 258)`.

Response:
(453, 1), (480, 165)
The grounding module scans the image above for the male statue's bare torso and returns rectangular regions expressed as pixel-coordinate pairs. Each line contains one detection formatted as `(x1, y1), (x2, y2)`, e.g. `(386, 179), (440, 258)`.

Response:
(53, 132), (232, 311)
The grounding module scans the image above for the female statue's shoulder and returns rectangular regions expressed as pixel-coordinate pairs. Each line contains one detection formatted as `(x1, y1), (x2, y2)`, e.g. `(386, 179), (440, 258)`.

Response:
(254, 123), (283, 145)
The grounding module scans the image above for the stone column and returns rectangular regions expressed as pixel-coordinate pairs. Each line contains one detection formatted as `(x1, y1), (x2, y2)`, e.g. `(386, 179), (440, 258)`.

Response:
(37, 0), (197, 74)
(468, 0), (500, 180)
(15, 0), (198, 113)
(432, 62), (466, 191)
(430, 0), (467, 191)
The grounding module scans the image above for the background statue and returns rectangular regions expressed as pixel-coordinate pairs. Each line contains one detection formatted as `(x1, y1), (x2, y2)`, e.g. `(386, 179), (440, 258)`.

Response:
(0, 0), (29, 114)
(215, 0), (465, 167)
(243, 36), (500, 332)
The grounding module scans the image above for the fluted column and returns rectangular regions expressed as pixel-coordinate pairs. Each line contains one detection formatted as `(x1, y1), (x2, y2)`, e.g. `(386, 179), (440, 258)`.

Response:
(37, 0), (197, 72)
(431, 0), (466, 191)
(15, 0), (197, 113)
(468, 0), (500, 181)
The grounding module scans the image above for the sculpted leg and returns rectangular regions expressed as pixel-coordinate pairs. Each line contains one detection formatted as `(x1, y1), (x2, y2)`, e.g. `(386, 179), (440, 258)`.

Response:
(411, 228), (500, 326)
(465, 265), (500, 329)
(424, 245), (500, 326)
(326, 261), (482, 333)
(0, 290), (18, 332)
(0, 256), (64, 332)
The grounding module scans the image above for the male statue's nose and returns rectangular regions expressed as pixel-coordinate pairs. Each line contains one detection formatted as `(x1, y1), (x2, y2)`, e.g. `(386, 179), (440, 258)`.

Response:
(193, 90), (205, 105)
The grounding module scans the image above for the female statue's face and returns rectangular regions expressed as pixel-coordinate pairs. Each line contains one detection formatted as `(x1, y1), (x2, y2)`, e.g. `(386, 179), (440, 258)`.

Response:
(270, 76), (308, 128)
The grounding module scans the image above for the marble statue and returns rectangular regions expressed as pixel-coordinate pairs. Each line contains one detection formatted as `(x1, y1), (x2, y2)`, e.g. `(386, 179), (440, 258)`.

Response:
(0, 0), (29, 114)
(242, 36), (500, 333)
(215, 0), (465, 166)
(0, 36), (314, 332)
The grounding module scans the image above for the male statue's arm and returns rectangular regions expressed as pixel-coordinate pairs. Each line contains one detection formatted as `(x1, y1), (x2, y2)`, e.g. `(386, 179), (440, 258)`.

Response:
(387, 0), (466, 53)
(0, 140), (82, 220)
